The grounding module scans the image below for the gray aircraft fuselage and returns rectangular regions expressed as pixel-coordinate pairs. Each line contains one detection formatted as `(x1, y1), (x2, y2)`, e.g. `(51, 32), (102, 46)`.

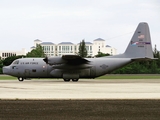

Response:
(3, 57), (131, 79)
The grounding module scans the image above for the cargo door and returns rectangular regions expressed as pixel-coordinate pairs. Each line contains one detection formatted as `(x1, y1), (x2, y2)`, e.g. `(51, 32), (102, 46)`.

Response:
(24, 69), (30, 77)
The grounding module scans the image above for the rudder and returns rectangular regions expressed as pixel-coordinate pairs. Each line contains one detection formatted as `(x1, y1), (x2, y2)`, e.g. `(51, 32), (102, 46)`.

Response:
(124, 22), (153, 58)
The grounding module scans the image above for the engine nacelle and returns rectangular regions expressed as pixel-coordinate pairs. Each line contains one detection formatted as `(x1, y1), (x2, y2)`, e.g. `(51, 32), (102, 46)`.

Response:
(43, 57), (66, 65)
(50, 69), (79, 79)
(52, 64), (93, 69)
(50, 69), (62, 77)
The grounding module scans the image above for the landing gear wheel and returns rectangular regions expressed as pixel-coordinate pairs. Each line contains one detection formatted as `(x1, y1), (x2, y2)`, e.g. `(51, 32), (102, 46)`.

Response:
(72, 79), (79, 82)
(64, 79), (70, 82)
(18, 77), (24, 82)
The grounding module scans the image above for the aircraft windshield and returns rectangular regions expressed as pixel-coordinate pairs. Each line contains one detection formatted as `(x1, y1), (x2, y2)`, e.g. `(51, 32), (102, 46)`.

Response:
(12, 60), (19, 64)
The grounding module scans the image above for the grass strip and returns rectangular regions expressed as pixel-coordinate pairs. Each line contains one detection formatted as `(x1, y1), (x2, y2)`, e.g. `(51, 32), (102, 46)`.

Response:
(97, 75), (160, 79)
(0, 74), (160, 80)
(0, 75), (17, 80)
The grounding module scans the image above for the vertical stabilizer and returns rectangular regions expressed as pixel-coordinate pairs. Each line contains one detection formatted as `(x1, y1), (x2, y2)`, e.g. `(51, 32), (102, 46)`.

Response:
(124, 22), (153, 58)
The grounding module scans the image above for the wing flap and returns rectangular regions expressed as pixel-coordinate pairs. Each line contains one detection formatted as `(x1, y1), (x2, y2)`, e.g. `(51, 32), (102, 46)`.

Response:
(62, 55), (90, 65)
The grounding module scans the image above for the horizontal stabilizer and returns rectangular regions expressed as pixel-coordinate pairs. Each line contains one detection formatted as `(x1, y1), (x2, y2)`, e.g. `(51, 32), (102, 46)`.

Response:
(131, 57), (158, 61)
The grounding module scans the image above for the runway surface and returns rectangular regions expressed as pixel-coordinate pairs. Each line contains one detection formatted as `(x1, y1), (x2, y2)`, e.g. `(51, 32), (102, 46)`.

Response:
(0, 79), (160, 119)
(0, 79), (160, 99)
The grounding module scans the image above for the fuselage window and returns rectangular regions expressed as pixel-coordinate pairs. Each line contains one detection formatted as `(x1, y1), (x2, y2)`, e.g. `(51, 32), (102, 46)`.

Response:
(13, 60), (19, 64)
(32, 69), (36, 72)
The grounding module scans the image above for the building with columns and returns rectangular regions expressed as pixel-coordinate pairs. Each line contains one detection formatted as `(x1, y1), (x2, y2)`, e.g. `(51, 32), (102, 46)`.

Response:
(31, 38), (117, 57)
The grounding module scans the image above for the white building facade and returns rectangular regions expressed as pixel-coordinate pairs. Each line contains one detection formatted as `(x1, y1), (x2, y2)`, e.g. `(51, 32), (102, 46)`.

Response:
(31, 38), (117, 57)
(57, 42), (76, 56)
(41, 42), (56, 57)
(0, 48), (27, 59)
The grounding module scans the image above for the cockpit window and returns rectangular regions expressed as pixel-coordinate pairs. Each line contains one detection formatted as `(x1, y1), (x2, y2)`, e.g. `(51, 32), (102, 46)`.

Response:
(12, 60), (19, 64)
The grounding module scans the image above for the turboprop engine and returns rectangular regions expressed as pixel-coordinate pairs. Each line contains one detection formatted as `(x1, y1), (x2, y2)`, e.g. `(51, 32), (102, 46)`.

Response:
(43, 55), (90, 66)
(43, 57), (66, 65)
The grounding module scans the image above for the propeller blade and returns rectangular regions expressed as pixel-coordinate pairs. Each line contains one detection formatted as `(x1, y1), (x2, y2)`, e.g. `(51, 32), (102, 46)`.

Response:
(43, 57), (48, 64)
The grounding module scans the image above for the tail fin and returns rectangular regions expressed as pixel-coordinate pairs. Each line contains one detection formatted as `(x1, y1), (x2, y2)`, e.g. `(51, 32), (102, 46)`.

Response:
(109, 22), (154, 59)
(124, 22), (153, 58)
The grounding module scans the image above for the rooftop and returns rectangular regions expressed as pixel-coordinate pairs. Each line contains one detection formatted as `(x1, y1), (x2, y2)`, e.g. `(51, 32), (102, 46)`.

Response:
(94, 38), (105, 41)
(40, 42), (54, 45)
(77, 42), (93, 45)
(58, 42), (73, 45)
(85, 42), (92, 44)
(106, 45), (111, 47)
(34, 39), (42, 42)
(30, 46), (36, 48)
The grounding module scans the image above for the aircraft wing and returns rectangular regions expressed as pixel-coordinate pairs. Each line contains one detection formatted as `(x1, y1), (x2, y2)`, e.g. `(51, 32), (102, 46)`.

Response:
(62, 55), (89, 65)
(43, 55), (90, 65)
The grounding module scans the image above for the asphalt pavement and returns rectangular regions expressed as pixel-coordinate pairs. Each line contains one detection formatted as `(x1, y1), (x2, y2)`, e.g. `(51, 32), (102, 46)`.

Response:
(0, 100), (160, 120)
(0, 79), (160, 119)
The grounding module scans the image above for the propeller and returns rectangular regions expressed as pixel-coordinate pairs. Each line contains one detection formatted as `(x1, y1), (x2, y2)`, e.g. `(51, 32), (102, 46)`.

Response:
(43, 57), (48, 64)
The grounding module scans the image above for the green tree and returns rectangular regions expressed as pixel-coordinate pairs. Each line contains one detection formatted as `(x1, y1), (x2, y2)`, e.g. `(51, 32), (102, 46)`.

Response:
(112, 45), (160, 74)
(3, 55), (25, 66)
(152, 44), (160, 73)
(95, 52), (110, 57)
(78, 39), (87, 57)
(153, 44), (160, 58)
(0, 57), (3, 74)
(26, 44), (45, 57)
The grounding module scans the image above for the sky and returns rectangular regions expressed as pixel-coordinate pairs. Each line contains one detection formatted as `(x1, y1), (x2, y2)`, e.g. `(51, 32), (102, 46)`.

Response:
(0, 0), (159, 54)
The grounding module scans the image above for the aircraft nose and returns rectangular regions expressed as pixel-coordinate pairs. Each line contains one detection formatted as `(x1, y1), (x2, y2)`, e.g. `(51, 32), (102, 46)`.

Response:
(3, 66), (10, 75)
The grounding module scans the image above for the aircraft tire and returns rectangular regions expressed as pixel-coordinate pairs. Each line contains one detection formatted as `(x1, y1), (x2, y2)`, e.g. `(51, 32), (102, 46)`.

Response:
(18, 77), (24, 82)
(72, 79), (79, 82)
(63, 79), (70, 82)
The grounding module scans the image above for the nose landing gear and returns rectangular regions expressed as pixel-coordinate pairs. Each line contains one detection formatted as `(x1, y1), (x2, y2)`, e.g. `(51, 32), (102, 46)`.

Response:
(18, 77), (24, 82)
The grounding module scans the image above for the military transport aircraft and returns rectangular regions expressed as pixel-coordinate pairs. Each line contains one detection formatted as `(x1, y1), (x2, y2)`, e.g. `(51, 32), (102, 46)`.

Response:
(3, 22), (154, 82)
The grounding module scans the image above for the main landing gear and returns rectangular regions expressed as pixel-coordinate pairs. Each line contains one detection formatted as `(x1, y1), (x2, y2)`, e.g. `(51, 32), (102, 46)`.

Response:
(18, 77), (79, 82)
(63, 79), (79, 82)
(18, 77), (24, 82)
